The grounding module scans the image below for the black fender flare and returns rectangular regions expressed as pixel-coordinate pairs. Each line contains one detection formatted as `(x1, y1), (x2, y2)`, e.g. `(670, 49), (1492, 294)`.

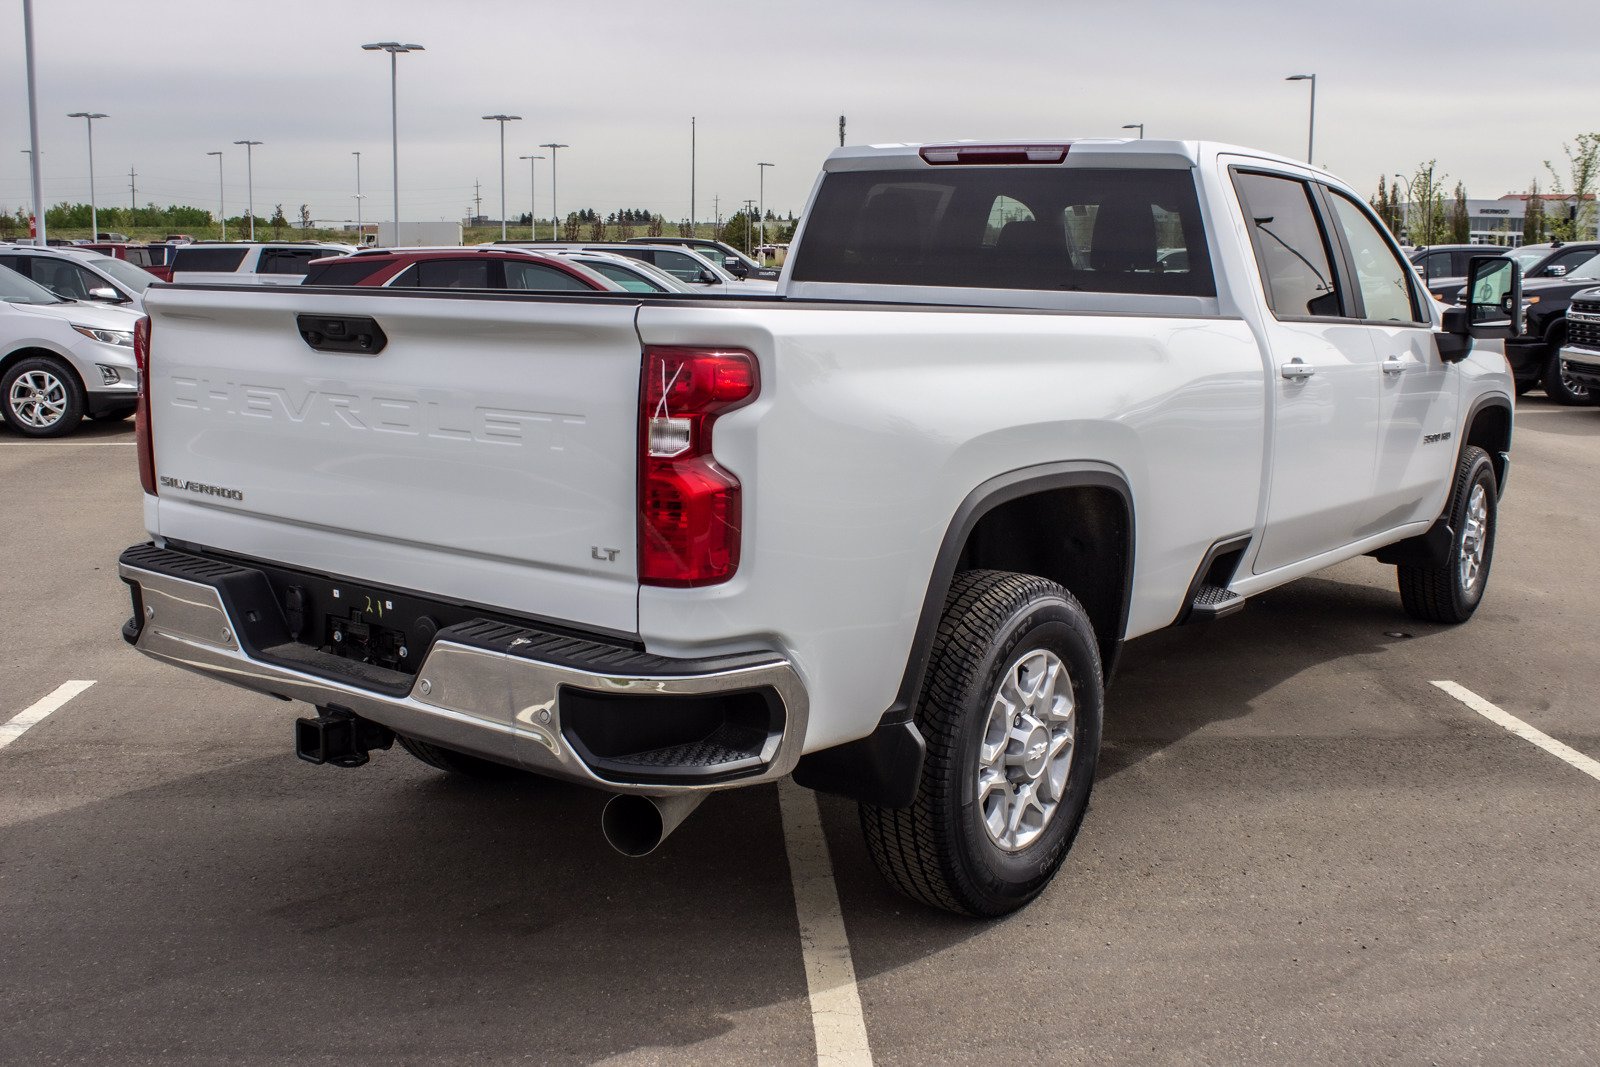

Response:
(792, 462), (1135, 807)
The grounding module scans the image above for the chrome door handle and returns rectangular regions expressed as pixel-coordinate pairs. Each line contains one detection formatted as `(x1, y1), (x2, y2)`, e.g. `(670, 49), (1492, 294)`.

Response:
(1280, 359), (1315, 381)
(1381, 356), (1409, 376)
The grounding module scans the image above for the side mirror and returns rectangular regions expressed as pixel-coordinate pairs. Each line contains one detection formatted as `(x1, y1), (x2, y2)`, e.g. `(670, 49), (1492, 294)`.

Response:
(1547, 264), (1568, 277)
(1439, 256), (1522, 361)
(726, 260), (749, 278)
(697, 270), (717, 284)
(87, 286), (121, 302)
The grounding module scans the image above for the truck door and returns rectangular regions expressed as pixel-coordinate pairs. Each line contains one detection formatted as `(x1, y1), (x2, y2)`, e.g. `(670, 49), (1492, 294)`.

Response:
(1230, 168), (1383, 574)
(1322, 189), (1459, 531)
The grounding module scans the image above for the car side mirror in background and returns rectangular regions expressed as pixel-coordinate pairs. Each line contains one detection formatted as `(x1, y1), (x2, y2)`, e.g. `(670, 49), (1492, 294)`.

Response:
(1547, 264), (1568, 277)
(698, 270), (718, 284)
(725, 259), (749, 278)
(87, 286), (121, 302)
(1438, 256), (1522, 362)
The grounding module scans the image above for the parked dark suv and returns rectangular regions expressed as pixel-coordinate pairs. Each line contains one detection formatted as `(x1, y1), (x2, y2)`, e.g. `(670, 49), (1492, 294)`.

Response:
(1428, 241), (1600, 306)
(1485, 252), (1600, 404)
(1408, 244), (1502, 285)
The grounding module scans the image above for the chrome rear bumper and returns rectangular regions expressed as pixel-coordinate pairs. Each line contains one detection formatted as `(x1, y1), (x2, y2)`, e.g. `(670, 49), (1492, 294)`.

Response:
(118, 545), (807, 794)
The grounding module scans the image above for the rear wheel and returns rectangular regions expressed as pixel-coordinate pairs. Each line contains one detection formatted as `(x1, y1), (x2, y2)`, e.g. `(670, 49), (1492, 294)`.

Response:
(3, 356), (84, 437)
(1398, 445), (1497, 624)
(396, 734), (527, 780)
(861, 569), (1103, 917)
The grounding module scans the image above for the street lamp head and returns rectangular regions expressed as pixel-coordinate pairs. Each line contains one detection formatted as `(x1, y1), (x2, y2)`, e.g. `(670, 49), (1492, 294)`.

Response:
(1286, 73), (1314, 81)
(519, 154), (545, 161)
(483, 115), (523, 122)
(1121, 123), (1140, 129)
(539, 143), (569, 150)
(67, 111), (108, 120)
(206, 150), (222, 157)
(363, 41), (424, 53)
(233, 140), (263, 147)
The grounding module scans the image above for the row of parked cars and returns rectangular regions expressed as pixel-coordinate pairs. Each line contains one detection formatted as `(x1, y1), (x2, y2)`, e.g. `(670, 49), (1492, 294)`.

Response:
(1408, 240), (1600, 405)
(0, 235), (780, 437)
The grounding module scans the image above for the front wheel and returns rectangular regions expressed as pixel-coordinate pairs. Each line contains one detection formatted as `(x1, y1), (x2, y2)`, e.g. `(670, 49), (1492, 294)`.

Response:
(1398, 445), (1497, 624)
(1542, 346), (1596, 406)
(861, 570), (1104, 917)
(3, 356), (85, 437)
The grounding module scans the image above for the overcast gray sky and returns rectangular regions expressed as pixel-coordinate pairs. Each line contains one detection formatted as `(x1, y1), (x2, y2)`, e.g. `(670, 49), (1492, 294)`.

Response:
(4, 0), (1599, 226)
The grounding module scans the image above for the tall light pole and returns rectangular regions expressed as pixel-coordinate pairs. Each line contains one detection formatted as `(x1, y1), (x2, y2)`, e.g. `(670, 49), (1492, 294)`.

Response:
(1121, 123), (1144, 139)
(67, 112), (108, 240)
(519, 154), (544, 240)
(233, 140), (262, 239)
(363, 41), (425, 244)
(1286, 73), (1316, 165)
(690, 116), (696, 238)
(1393, 172), (1409, 239)
(540, 143), (568, 240)
(22, 0), (45, 245)
(482, 114), (522, 241)
(207, 150), (225, 240)
(352, 151), (365, 239)
(757, 162), (774, 262)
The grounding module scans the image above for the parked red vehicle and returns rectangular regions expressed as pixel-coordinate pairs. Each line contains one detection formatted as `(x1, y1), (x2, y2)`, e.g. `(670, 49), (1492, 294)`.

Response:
(82, 242), (174, 282)
(302, 248), (619, 291)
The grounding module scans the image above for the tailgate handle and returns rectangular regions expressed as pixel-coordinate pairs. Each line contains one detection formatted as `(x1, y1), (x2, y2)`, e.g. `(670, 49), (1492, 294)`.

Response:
(296, 314), (387, 355)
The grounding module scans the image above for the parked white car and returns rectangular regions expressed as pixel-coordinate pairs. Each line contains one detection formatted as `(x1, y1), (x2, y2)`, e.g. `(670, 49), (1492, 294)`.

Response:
(168, 243), (352, 286)
(0, 244), (156, 310)
(0, 264), (141, 436)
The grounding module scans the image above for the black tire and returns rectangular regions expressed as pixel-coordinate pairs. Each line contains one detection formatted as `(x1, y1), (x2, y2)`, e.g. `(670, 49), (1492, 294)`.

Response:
(1541, 343), (1597, 406)
(88, 406), (135, 422)
(2, 355), (85, 437)
(396, 734), (527, 780)
(860, 569), (1103, 917)
(1398, 445), (1497, 624)
(1513, 379), (1534, 397)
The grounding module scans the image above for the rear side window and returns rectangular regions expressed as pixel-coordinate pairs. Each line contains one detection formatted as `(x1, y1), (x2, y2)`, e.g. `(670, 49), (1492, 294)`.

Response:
(1231, 171), (1343, 318)
(262, 249), (327, 276)
(503, 261), (592, 291)
(172, 247), (248, 272)
(124, 248), (152, 267)
(650, 250), (713, 282)
(304, 259), (389, 286)
(586, 261), (665, 292)
(789, 166), (1215, 296)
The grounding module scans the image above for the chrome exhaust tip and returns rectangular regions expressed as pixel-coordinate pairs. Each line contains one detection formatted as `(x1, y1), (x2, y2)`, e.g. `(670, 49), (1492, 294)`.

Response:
(601, 793), (707, 857)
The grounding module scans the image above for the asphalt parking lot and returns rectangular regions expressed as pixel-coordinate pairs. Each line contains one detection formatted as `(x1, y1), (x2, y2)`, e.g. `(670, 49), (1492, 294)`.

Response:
(2, 399), (1598, 1065)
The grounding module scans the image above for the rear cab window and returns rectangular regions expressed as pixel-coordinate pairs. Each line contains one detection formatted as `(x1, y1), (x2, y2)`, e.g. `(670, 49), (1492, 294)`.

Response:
(789, 166), (1215, 296)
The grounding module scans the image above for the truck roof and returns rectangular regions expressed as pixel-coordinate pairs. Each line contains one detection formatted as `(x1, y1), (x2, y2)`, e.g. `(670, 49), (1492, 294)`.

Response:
(823, 138), (1328, 177)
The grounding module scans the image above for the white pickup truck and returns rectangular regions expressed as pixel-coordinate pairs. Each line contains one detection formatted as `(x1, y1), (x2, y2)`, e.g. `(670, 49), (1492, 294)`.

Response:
(119, 140), (1523, 916)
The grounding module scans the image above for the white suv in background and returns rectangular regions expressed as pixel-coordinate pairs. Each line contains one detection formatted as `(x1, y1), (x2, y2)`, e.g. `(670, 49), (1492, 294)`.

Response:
(0, 244), (157, 310)
(168, 243), (353, 286)
(0, 263), (141, 436)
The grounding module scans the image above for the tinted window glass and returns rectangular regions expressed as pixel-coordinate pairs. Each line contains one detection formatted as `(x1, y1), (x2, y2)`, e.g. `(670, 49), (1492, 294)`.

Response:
(0, 263), (64, 304)
(30, 259), (94, 299)
(1419, 252), (1451, 279)
(1231, 171), (1342, 318)
(651, 249), (713, 282)
(1548, 248), (1598, 274)
(412, 259), (491, 288)
(585, 260), (664, 292)
(89, 257), (152, 292)
(172, 247), (249, 272)
(304, 259), (389, 286)
(790, 166), (1215, 296)
(503, 261), (591, 291)
(262, 249), (325, 276)
(1329, 193), (1420, 323)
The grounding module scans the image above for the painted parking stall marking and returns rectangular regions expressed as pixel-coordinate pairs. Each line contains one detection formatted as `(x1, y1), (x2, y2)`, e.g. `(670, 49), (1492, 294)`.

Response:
(778, 779), (874, 1066)
(0, 681), (95, 752)
(1433, 680), (1600, 783)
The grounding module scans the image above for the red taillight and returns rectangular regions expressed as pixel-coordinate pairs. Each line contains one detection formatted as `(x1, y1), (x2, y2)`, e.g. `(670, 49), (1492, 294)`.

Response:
(134, 315), (156, 495)
(639, 346), (758, 586)
(919, 143), (1070, 166)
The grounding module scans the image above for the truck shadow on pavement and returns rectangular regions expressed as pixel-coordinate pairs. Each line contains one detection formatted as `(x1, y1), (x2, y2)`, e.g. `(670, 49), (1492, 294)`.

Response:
(0, 573), (1445, 1063)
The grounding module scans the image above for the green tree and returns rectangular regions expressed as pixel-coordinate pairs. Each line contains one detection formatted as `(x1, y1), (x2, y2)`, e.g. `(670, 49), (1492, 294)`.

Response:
(1448, 182), (1470, 243)
(298, 204), (312, 232)
(1399, 162), (1450, 245)
(1543, 132), (1600, 241)
(719, 210), (753, 254)
(1524, 181), (1547, 244)
(561, 212), (581, 241)
(648, 214), (665, 238)
(270, 204), (288, 238)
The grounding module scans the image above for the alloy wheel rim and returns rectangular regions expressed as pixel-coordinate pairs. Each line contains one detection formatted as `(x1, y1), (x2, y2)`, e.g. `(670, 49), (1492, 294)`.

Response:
(9, 370), (67, 429)
(976, 647), (1076, 852)
(1459, 482), (1488, 595)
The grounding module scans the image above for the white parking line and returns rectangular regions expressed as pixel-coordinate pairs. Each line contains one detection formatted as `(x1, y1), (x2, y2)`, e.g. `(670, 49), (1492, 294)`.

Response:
(1433, 680), (1600, 783)
(0, 681), (95, 751)
(778, 779), (874, 1066)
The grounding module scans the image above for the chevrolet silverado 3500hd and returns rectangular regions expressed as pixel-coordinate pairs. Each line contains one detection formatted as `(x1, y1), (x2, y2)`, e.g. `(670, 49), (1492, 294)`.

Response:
(118, 140), (1521, 916)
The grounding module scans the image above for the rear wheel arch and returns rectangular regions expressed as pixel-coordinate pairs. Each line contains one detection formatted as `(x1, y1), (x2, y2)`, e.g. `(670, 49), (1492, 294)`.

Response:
(1, 345), (83, 388)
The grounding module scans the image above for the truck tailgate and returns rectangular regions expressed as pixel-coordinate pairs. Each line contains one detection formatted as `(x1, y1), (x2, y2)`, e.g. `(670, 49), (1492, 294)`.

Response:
(142, 287), (644, 636)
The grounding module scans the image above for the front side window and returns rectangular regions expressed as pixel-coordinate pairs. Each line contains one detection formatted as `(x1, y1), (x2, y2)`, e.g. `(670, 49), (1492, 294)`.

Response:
(1329, 193), (1421, 323)
(1231, 171), (1342, 318)
(29, 259), (95, 300)
(1548, 248), (1600, 275)
(503, 261), (591, 291)
(653, 250), (712, 282)
(586, 261), (663, 292)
